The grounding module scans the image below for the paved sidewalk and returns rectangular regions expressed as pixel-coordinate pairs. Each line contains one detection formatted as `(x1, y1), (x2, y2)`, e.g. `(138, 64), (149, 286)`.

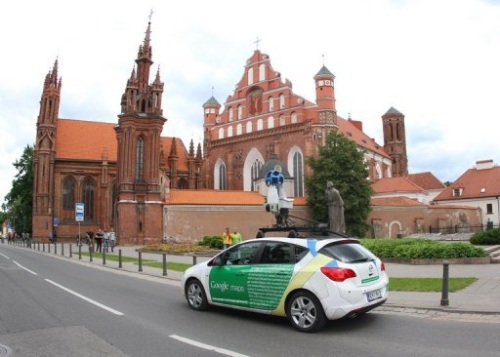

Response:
(8, 242), (500, 315)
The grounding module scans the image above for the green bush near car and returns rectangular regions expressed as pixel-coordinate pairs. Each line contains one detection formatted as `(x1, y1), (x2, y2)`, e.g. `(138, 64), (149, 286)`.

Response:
(198, 235), (223, 250)
(360, 238), (487, 259)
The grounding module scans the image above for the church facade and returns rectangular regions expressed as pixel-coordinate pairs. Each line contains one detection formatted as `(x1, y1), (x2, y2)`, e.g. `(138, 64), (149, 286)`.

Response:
(201, 50), (408, 196)
(32, 20), (407, 243)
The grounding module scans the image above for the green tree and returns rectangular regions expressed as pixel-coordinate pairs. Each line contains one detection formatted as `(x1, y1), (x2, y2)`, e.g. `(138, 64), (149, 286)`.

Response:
(305, 131), (372, 237)
(4, 145), (34, 234)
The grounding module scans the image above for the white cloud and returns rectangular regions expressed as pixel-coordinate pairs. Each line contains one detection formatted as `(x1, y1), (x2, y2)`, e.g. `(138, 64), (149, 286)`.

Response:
(1, 0), (500, 205)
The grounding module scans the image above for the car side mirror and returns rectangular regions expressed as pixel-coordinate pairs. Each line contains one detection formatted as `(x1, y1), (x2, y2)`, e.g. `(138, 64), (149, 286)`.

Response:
(209, 256), (224, 266)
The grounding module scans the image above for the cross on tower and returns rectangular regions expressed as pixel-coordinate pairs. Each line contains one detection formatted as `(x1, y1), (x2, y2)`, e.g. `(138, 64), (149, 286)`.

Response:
(149, 9), (154, 22)
(254, 37), (262, 50)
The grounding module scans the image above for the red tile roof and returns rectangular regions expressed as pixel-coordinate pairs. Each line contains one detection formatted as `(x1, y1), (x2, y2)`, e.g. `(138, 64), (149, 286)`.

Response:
(338, 117), (389, 158)
(434, 165), (500, 201)
(55, 119), (190, 171)
(161, 137), (189, 171)
(372, 176), (424, 194)
(371, 196), (426, 207)
(56, 119), (118, 160)
(406, 172), (445, 190)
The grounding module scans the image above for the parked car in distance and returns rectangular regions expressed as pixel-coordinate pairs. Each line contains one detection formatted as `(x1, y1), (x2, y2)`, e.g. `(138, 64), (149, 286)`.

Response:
(182, 236), (389, 332)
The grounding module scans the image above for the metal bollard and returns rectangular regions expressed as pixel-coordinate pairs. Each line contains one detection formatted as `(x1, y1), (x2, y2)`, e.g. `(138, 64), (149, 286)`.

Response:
(162, 254), (167, 276)
(48, 243), (51, 253)
(54, 243), (57, 255)
(61, 243), (64, 256)
(89, 246), (93, 262)
(119, 250), (122, 268)
(69, 244), (72, 258)
(192, 255), (197, 265)
(43, 242), (45, 252)
(103, 249), (106, 265)
(78, 245), (82, 260)
(440, 260), (449, 306)
(138, 251), (143, 272)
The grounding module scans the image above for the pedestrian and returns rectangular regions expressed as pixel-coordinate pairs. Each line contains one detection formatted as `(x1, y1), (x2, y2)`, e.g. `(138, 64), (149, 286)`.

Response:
(95, 229), (103, 253)
(231, 228), (242, 245)
(222, 227), (232, 249)
(109, 228), (116, 252)
(103, 230), (110, 253)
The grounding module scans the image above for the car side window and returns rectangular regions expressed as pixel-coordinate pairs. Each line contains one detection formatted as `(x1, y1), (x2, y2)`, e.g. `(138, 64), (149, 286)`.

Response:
(260, 242), (294, 264)
(224, 242), (262, 265)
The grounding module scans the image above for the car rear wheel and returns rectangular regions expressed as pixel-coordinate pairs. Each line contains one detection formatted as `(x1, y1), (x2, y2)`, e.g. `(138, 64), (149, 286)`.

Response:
(287, 291), (326, 332)
(185, 279), (209, 311)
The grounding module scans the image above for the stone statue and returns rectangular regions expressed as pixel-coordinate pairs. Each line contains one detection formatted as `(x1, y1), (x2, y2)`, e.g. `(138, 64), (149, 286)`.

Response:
(325, 181), (346, 234)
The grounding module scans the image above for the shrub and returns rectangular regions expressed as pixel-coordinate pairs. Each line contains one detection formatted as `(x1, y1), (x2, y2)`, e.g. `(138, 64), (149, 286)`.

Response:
(470, 228), (500, 245)
(198, 235), (223, 249)
(360, 238), (487, 259)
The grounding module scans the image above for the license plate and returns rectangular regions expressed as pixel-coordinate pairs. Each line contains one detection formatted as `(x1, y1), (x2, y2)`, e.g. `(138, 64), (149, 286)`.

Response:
(367, 289), (382, 302)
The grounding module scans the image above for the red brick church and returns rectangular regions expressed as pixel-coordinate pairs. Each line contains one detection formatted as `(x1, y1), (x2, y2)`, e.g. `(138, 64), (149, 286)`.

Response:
(32, 20), (408, 243)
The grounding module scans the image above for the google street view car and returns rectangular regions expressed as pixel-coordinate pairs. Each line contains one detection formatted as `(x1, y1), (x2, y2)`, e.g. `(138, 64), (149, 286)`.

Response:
(182, 235), (389, 332)
(182, 168), (388, 332)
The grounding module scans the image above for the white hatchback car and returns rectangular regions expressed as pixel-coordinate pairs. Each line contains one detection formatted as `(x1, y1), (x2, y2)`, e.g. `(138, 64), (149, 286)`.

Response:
(182, 236), (389, 332)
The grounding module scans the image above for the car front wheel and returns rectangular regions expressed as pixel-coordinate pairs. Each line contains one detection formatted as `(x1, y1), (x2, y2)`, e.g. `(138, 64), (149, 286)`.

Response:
(287, 291), (326, 332)
(185, 279), (209, 311)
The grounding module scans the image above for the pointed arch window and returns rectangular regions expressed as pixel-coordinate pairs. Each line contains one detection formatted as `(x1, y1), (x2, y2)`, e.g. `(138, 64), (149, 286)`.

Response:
(62, 176), (76, 221)
(82, 177), (95, 221)
(292, 152), (304, 197)
(214, 159), (227, 190)
(251, 160), (262, 191)
(219, 164), (227, 190)
(136, 136), (144, 181)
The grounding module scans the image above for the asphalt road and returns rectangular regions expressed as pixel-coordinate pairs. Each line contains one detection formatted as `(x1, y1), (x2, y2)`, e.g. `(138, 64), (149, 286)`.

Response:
(1, 244), (500, 357)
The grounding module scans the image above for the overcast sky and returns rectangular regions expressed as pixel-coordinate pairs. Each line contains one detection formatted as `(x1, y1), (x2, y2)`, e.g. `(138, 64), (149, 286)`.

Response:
(1, 0), (499, 206)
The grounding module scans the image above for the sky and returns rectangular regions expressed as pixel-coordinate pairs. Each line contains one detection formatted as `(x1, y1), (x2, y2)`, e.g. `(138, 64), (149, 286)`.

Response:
(1, 0), (500, 206)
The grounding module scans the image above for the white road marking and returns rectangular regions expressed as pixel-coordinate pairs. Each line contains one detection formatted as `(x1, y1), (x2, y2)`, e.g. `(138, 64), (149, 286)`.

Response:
(13, 260), (38, 275)
(0, 251), (10, 259)
(44, 279), (124, 316)
(169, 334), (250, 357)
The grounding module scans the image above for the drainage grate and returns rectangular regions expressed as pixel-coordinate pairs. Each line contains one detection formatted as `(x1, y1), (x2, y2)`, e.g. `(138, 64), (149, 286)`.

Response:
(0, 344), (12, 357)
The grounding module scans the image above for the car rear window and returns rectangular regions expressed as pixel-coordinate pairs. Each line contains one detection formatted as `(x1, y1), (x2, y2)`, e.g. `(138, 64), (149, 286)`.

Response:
(318, 241), (374, 263)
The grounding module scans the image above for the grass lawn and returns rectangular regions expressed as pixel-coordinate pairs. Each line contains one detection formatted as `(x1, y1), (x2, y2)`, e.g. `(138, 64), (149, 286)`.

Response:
(81, 252), (478, 292)
(81, 252), (192, 272)
(389, 277), (478, 292)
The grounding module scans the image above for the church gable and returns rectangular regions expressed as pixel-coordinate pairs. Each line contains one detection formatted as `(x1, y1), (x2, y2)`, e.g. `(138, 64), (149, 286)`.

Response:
(214, 50), (312, 132)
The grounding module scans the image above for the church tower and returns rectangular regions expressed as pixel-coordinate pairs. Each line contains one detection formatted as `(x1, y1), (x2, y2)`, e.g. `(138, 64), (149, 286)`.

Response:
(382, 107), (408, 177)
(32, 59), (61, 238)
(313, 65), (338, 147)
(115, 19), (166, 245)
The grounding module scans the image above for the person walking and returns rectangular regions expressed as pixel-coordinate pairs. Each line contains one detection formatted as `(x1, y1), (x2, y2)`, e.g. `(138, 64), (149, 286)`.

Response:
(222, 227), (232, 249)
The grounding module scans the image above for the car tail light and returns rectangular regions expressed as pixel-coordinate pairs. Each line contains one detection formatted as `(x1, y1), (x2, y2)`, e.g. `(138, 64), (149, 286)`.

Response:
(381, 261), (386, 271)
(320, 267), (357, 282)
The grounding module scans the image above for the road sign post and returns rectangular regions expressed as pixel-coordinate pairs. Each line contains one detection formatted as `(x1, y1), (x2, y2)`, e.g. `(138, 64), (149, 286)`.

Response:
(75, 203), (84, 244)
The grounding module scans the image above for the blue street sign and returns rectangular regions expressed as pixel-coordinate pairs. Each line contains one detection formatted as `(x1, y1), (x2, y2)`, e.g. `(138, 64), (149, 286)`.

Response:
(75, 203), (84, 222)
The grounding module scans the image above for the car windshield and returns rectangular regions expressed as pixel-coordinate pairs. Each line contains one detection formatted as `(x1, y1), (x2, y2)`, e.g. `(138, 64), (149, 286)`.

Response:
(319, 240), (374, 263)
